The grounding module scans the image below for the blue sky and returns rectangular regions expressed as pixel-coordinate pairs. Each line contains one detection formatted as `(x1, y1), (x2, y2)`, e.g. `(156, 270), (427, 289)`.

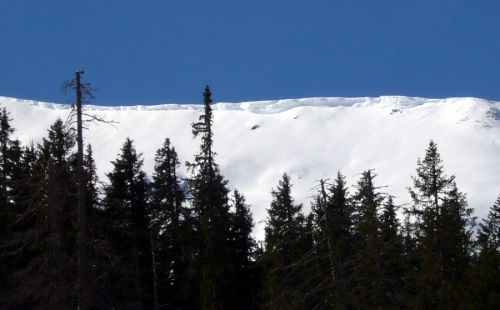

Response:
(0, 1), (499, 105)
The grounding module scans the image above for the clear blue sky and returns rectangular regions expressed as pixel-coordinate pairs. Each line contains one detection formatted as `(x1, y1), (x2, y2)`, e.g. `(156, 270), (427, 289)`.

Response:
(1, 1), (499, 105)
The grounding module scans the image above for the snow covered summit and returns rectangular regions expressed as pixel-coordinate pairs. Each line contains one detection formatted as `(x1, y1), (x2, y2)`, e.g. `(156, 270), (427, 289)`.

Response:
(1, 95), (499, 238)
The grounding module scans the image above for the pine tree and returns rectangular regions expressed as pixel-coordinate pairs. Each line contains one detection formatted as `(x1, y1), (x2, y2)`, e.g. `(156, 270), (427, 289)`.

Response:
(408, 140), (475, 309)
(187, 86), (233, 309)
(103, 138), (154, 309)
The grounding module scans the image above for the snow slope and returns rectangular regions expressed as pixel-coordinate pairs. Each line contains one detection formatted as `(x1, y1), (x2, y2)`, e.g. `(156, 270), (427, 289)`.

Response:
(1, 95), (499, 239)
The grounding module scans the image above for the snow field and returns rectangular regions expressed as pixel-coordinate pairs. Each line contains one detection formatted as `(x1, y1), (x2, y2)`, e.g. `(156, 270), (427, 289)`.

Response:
(1, 96), (499, 239)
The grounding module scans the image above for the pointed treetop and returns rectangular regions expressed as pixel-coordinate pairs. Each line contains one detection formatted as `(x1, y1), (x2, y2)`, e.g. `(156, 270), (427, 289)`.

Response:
(204, 85), (212, 106)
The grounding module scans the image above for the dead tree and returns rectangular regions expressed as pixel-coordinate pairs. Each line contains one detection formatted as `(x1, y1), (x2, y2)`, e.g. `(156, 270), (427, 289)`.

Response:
(62, 71), (115, 309)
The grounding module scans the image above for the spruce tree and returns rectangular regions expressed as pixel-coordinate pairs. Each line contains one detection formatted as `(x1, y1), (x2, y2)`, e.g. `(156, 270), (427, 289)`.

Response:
(150, 138), (190, 309)
(349, 170), (384, 308)
(8, 119), (76, 308)
(82, 145), (113, 308)
(228, 190), (257, 309)
(187, 86), (233, 309)
(477, 194), (500, 252)
(2, 144), (37, 308)
(468, 194), (500, 308)
(378, 196), (407, 308)
(310, 172), (353, 309)
(103, 138), (154, 309)
(0, 107), (15, 207)
(0, 108), (21, 306)
(263, 173), (309, 309)
(328, 172), (353, 309)
(408, 140), (475, 309)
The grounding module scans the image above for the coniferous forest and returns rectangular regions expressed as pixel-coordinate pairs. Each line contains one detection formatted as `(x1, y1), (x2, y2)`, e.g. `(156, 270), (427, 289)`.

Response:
(0, 83), (499, 309)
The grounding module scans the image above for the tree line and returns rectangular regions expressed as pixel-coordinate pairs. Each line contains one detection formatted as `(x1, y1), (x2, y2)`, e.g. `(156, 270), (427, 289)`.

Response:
(0, 85), (498, 309)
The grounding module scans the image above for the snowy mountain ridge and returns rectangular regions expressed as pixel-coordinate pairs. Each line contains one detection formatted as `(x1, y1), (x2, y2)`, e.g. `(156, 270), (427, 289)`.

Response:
(1, 95), (499, 239)
(3, 95), (499, 113)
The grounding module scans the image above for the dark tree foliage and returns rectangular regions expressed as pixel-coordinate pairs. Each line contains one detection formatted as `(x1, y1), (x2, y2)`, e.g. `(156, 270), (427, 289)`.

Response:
(349, 170), (385, 308)
(0, 108), (15, 207)
(82, 145), (113, 309)
(407, 140), (475, 309)
(5, 119), (77, 309)
(187, 86), (234, 309)
(378, 196), (408, 308)
(228, 190), (258, 309)
(0, 109), (26, 307)
(477, 194), (500, 254)
(468, 194), (500, 309)
(103, 138), (154, 309)
(2, 97), (498, 310)
(263, 173), (312, 309)
(310, 172), (354, 309)
(150, 138), (191, 309)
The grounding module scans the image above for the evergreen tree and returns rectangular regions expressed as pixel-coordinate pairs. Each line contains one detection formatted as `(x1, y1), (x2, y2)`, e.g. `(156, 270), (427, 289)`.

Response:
(477, 194), (500, 255)
(378, 196), (407, 308)
(82, 145), (113, 309)
(228, 190), (257, 309)
(408, 140), (475, 309)
(468, 194), (500, 308)
(187, 86), (233, 309)
(0, 108), (15, 207)
(349, 170), (384, 308)
(0, 108), (22, 306)
(150, 138), (190, 309)
(103, 138), (154, 309)
(3, 144), (37, 308)
(310, 172), (354, 309)
(263, 173), (309, 309)
(8, 119), (77, 309)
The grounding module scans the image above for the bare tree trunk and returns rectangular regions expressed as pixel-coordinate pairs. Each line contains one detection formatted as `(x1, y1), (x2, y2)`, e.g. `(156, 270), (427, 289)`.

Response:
(76, 70), (88, 310)
(48, 159), (66, 310)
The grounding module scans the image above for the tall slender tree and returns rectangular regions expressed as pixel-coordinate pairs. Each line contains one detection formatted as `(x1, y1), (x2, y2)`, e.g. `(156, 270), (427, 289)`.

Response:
(187, 86), (233, 309)
(263, 173), (309, 309)
(349, 170), (384, 308)
(104, 138), (154, 309)
(0, 108), (22, 306)
(0, 108), (15, 207)
(310, 172), (353, 309)
(228, 190), (257, 309)
(378, 196), (407, 307)
(62, 70), (99, 309)
(150, 138), (189, 309)
(8, 119), (76, 308)
(74, 70), (89, 310)
(408, 140), (475, 308)
(468, 194), (500, 308)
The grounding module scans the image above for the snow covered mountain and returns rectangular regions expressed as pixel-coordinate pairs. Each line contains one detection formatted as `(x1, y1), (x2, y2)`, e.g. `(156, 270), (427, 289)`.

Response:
(1, 95), (499, 239)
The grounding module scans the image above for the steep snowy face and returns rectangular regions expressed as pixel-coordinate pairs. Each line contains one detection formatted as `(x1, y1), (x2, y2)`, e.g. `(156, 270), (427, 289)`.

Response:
(1, 95), (499, 239)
